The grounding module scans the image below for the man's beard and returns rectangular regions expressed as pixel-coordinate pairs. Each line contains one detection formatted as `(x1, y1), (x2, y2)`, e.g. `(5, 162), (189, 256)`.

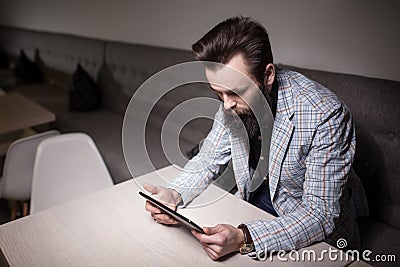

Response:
(222, 84), (272, 139)
(222, 107), (260, 139)
(238, 111), (259, 139)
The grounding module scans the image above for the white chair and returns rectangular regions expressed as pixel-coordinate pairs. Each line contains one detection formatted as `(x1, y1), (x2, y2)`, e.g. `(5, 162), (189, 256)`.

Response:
(30, 133), (113, 214)
(0, 130), (60, 219)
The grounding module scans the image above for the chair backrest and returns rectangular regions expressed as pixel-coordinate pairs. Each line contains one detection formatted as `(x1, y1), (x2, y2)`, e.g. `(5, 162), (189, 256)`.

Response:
(30, 133), (113, 214)
(0, 130), (60, 200)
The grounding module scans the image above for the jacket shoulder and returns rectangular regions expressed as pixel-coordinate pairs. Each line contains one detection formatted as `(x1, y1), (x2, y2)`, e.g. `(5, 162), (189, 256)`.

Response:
(280, 70), (344, 115)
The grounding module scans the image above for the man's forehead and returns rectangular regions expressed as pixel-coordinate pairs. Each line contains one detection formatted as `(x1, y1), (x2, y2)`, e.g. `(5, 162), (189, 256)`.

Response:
(205, 66), (252, 91)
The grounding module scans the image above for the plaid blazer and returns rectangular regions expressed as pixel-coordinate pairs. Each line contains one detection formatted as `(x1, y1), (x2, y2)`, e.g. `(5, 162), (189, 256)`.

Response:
(169, 69), (360, 258)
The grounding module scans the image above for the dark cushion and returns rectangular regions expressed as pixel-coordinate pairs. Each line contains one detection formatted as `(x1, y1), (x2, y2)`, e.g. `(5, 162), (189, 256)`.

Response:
(14, 51), (43, 84)
(0, 68), (17, 88)
(348, 167), (369, 218)
(97, 64), (129, 114)
(358, 217), (400, 266)
(0, 49), (9, 68)
(69, 63), (101, 111)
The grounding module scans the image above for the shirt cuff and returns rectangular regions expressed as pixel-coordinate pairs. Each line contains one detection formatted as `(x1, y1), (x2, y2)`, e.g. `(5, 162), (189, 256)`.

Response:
(245, 221), (267, 259)
(166, 184), (189, 208)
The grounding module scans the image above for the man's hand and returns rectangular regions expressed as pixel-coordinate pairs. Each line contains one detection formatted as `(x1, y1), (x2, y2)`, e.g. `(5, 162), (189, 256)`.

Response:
(192, 224), (244, 260)
(143, 183), (182, 225)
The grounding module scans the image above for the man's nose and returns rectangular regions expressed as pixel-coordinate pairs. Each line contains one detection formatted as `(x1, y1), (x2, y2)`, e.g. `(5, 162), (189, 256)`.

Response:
(222, 94), (236, 109)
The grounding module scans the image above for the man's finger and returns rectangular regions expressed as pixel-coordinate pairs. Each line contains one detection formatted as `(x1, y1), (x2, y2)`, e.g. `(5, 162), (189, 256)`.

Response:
(166, 219), (179, 225)
(192, 229), (203, 240)
(204, 225), (221, 235)
(154, 216), (179, 225)
(153, 212), (179, 224)
(155, 218), (179, 225)
(153, 213), (172, 221)
(203, 243), (222, 255)
(143, 183), (158, 194)
(192, 228), (221, 244)
(145, 201), (161, 214)
(202, 244), (219, 260)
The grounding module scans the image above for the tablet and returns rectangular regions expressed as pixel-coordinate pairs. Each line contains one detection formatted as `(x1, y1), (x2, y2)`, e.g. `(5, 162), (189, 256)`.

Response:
(139, 191), (205, 234)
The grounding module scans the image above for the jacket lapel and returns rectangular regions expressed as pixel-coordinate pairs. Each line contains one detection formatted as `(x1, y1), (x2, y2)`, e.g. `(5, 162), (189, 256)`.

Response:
(269, 114), (294, 200)
(230, 126), (251, 200)
(269, 70), (295, 200)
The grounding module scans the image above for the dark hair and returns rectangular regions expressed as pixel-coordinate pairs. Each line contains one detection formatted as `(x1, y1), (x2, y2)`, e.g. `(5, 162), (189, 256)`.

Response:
(192, 16), (273, 87)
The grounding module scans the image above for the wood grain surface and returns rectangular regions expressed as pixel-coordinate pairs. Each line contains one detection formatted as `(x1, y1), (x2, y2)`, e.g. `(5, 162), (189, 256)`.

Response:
(0, 165), (357, 266)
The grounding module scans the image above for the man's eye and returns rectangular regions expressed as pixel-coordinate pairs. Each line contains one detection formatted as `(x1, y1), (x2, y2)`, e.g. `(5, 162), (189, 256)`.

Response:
(214, 91), (239, 101)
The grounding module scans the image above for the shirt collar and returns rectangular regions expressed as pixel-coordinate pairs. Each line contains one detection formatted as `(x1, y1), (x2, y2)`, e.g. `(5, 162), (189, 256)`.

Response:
(276, 69), (295, 119)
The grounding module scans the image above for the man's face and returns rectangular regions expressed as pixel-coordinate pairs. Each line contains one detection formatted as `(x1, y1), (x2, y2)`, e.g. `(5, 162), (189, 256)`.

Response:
(205, 53), (266, 137)
(205, 53), (260, 117)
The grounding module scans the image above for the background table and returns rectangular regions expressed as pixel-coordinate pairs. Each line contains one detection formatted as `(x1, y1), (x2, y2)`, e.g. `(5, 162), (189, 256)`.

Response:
(0, 92), (55, 135)
(0, 166), (361, 266)
(0, 92), (55, 156)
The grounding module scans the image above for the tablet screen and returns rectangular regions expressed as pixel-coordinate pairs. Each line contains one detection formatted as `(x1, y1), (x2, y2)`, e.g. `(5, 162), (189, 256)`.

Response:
(139, 191), (205, 234)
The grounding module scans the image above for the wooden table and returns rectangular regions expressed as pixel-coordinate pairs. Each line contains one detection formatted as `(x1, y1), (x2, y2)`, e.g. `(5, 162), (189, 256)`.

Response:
(0, 92), (55, 155)
(0, 92), (55, 135)
(0, 166), (363, 266)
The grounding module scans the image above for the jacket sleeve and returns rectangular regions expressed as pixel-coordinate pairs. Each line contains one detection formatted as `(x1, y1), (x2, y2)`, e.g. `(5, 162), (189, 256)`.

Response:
(245, 104), (356, 259)
(168, 106), (232, 206)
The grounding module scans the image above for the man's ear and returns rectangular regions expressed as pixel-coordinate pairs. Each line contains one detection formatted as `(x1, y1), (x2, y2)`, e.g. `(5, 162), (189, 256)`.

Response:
(264, 63), (275, 92)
